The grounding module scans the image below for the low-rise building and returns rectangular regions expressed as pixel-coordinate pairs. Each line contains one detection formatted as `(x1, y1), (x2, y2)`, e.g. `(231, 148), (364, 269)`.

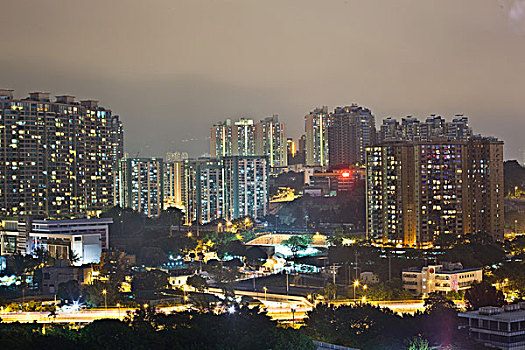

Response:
(41, 259), (93, 295)
(458, 303), (525, 350)
(402, 263), (482, 296)
(360, 271), (380, 285)
(1, 218), (111, 265)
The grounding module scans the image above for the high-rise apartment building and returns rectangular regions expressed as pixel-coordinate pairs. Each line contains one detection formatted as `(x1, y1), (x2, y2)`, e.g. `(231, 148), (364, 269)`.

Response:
(183, 158), (224, 225)
(255, 115), (287, 167)
(366, 137), (504, 246)
(305, 107), (330, 167)
(210, 119), (233, 157)
(163, 152), (187, 210)
(223, 156), (269, 220)
(465, 137), (504, 240)
(210, 118), (256, 157)
(0, 89), (124, 217)
(328, 105), (376, 168)
(183, 156), (268, 225)
(379, 115), (472, 142)
(116, 158), (163, 217)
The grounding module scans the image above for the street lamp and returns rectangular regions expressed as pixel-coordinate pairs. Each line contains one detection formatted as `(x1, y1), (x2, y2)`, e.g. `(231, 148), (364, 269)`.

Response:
(353, 280), (359, 302)
(117, 303), (121, 319)
(102, 289), (107, 316)
(263, 286), (267, 301)
(363, 284), (367, 301)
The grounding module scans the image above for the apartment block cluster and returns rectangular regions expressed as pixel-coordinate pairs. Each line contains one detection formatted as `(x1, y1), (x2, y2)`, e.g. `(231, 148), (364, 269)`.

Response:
(299, 104), (503, 246)
(0, 89), (504, 250)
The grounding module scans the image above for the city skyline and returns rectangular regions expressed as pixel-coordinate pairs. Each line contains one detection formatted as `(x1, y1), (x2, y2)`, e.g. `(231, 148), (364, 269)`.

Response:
(1, 1), (524, 160)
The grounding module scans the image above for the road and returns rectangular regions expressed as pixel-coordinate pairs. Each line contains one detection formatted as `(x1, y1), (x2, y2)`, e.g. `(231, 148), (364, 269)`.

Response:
(0, 300), (425, 324)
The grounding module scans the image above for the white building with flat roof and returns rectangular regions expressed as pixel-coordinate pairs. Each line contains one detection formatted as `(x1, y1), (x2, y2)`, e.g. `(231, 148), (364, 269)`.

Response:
(402, 263), (482, 296)
(1, 218), (111, 266)
(459, 303), (525, 350)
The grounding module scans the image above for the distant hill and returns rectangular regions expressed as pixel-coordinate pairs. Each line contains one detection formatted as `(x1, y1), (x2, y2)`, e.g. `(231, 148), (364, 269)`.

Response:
(504, 160), (525, 196)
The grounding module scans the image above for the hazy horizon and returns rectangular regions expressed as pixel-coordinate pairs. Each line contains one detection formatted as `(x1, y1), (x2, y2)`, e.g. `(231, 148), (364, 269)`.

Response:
(2, 0), (524, 160)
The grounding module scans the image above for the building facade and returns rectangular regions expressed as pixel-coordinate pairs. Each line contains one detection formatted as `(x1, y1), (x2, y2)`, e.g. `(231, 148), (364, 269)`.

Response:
(183, 157), (224, 225)
(459, 304), (525, 350)
(163, 152), (187, 210)
(0, 218), (111, 264)
(305, 107), (330, 167)
(366, 138), (504, 246)
(328, 105), (376, 168)
(183, 156), (269, 224)
(116, 158), (164, 217)
(379, 115), (472, 143)
(0, 90), (124, 217)
(223, 156), (269, 220)
(402, 263), (482, 296)
(255, 115), (287, 168)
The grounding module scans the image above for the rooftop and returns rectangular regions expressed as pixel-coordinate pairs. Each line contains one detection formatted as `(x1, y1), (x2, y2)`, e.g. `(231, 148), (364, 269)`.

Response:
(459, 307), (525, 321)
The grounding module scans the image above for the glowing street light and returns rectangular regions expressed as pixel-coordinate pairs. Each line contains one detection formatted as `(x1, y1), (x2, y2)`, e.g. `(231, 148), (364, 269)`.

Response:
(102, 289), (107, 316)
(263, 286), (268, 301)
(353, 280), (359, 302)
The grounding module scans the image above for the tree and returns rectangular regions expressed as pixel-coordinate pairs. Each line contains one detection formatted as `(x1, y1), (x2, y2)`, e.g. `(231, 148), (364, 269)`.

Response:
(321, 282), (337, 301)
(424, 293), (456, 313)
(282, 235), (312, 259)
(203, 263), (240, 302)
(186, 274), (208, 292)
(57, 280), (81, 302)
(132, 269), (169, 292)
(465, 281), (505, 310)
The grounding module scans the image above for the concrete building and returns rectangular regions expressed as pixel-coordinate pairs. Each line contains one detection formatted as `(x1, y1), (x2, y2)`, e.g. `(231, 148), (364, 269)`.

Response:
(459, 303), (525, 350)
(41, 259), (93, 294)
(0, 218), (111, 265)
(0, 89), (124, 217)
(183, 156), (269, 224)
(328, 105), (376, 167)
(378, 114), (472, 143)
(366, 137), (504, 246)
(307, 168), (364, 196)
(210, 117), (256, 157)
(305, 107), (330, 167)
(116, 158), (164, 217)
(223, 156), (269, 221)
(183, 157), (224, 225)
(402, 263), (482, 296)
(164, 160), (185, 210)
(466, 137), (505, 241)
(255, 115), (287, 168)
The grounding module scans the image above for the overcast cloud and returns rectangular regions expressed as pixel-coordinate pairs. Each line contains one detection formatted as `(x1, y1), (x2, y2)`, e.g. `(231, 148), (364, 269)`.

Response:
(1, 0), (524, 160)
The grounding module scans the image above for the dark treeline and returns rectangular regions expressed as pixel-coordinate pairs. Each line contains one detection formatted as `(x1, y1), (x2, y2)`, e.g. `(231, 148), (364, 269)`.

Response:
(0, 306), (314, 350)
(0, 295), (491, 350)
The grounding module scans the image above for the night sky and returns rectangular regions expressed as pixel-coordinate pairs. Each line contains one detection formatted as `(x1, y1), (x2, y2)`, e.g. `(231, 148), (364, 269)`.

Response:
(1, 0), (524, 160)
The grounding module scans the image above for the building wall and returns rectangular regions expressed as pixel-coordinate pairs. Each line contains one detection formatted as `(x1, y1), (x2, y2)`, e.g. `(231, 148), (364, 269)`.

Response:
(366, 138), (504, 246)
(402, 265), (483, 296)
(117, 158), (164, 217)
(164, 161), (184, 210)
(305, 107), (330, 167)
(255, 115), (287, 168)
(223, 156), (269, 220)
(0, 90), (123, 217)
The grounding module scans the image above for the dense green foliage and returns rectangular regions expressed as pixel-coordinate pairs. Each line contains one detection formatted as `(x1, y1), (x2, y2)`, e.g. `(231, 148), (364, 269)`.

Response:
(304, 294), (485, 350)
(0, 307), (314, 350)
